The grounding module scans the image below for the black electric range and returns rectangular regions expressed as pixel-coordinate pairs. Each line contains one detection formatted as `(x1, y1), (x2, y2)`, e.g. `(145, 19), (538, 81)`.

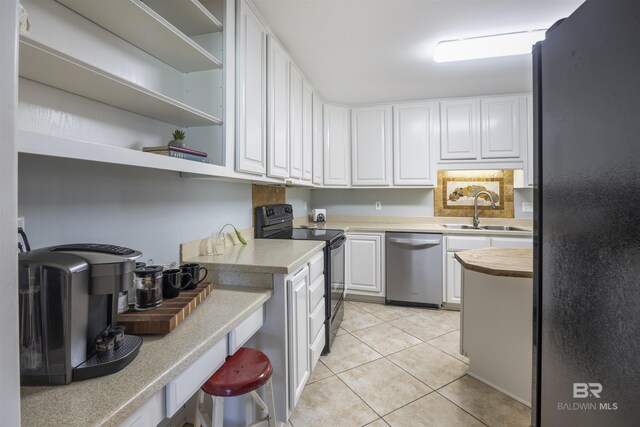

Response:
(255, 204), (345, 354)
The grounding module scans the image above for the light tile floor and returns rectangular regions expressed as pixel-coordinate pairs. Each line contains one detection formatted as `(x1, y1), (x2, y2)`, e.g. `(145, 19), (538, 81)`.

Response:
(288, 301), (531, 427)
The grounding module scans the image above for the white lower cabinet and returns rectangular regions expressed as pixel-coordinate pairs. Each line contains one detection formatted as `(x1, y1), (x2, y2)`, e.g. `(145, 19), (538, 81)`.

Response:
(118, 388), (165, 427)
(287, 265), (309, 408)
(443, 235), (532, 305)
(445, 252), (463, 305)
(345, 233), (385, 297)
(491, 237), (533, 248)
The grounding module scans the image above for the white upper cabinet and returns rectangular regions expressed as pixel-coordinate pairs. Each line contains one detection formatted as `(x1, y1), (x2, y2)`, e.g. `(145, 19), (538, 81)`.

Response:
(312, 93), (323, 185)
(440, 99), (480, 160)
(302, 81), (313, 181)
(323, 104), (350, 186)
(480, 96), (521, 159)
(526, 95), (534, 186)
(289, 64), (303, 179)
(393, 102), (439, 186)
(351, 105), (392, 186)
(236, 0), (266, 175)
(266, 35), (289, 179)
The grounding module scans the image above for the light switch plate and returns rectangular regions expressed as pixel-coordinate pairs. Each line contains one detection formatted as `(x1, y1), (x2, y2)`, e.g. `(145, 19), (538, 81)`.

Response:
(375, 201), (382, 210)
(522, 202), (533, 213)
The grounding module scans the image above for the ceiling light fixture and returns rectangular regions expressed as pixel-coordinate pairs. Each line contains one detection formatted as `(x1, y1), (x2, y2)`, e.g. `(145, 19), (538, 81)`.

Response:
(433, 30), (547, 63)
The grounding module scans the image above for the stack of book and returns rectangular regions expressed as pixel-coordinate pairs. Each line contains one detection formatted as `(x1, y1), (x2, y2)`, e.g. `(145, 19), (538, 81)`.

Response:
(142, 145), (209, 163)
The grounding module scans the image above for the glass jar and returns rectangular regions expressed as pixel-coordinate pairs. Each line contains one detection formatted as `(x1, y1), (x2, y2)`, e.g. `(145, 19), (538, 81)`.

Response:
(134, 266), (163, 311)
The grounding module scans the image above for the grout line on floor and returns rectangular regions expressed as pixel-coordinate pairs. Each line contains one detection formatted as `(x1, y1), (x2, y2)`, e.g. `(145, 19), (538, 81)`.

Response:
(435, 388), (491, 427)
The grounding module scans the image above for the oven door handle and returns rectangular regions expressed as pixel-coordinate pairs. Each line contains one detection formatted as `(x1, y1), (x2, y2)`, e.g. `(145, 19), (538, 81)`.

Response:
(329, 235), (347, 250)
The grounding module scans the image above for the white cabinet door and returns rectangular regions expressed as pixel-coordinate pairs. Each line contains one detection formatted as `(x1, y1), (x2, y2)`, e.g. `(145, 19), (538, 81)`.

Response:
(289, 64), (303, 179)
(445, 252), (462, 304)
(480, 96), (521, 159)
(302, 80), (313, 181)
(346, 233), (384, 296)
(266, 35), (289, 179)
(491, 237), (533, 248)
(312, 93), (323, 185)
(287, 266), (309, 408)
(393, 102), (439, 186)
(440, 99), (480, 160)
(236, 0), (266, 175)
(323, 104), (350, 186)
(351, 105), (392, 186)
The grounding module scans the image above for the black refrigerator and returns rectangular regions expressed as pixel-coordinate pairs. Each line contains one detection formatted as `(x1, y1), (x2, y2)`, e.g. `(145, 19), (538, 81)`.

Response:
(533, 0), (640, 425)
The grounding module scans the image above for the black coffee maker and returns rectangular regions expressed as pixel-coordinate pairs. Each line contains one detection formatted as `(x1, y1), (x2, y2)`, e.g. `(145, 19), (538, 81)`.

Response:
(19, 243), (143, 386)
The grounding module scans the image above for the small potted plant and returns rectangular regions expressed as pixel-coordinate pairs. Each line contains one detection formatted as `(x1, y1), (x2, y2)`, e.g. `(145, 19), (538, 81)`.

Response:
(168, 129), (186, 148)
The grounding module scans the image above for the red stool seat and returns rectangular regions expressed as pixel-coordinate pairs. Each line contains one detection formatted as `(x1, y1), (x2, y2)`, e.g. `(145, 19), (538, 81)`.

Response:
(201, 348), (273, 397)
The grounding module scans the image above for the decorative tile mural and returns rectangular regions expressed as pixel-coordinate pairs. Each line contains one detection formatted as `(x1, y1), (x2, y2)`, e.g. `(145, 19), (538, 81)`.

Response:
(434, 170), (514, 218)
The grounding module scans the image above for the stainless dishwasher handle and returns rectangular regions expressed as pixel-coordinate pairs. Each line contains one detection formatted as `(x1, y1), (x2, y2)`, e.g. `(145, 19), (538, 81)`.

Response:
(388, 238), (441, 246)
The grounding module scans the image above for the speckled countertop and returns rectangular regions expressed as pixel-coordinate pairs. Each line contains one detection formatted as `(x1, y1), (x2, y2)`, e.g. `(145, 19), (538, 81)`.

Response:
(185, 239), (326, 274)
(454, 247), (533, 278)
(295, 216), (533, 237)
(20, 285), (272, 427)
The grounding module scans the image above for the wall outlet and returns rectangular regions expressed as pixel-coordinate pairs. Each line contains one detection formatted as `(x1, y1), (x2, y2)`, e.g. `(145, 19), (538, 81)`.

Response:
(18, 217), (25, 230)
(522, 202), (534, 213)
(375, 201), (382, 210)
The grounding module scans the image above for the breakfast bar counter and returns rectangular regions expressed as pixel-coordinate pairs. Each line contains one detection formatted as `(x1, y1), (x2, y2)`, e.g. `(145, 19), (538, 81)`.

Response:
(457, 247), (533, 407)
(20, 285), (272, 427)
(454, 247), (533, 278)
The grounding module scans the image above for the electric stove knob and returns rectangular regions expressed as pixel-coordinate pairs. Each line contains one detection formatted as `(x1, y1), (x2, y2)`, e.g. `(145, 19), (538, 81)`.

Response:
(266, 208), (275, 217)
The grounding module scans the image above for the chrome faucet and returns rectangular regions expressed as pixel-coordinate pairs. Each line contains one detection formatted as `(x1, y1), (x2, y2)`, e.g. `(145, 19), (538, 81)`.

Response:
(473, 191), (497, 228)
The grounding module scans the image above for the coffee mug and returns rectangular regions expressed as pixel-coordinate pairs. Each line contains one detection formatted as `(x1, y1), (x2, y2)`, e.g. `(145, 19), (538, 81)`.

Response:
(162, 269), (192, 299)
(179, 263), (208, 290)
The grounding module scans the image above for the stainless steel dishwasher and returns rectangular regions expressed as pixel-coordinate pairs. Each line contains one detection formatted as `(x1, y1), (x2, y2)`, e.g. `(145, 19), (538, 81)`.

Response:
(385, 232), (443, 307)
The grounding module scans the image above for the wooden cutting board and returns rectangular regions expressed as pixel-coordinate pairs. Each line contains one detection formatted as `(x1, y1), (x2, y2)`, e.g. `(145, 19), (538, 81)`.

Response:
(118, 282), (213, 334)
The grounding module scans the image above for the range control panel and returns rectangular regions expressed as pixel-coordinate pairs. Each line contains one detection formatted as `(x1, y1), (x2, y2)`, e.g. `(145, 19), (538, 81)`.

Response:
(256, 204), (294, 227)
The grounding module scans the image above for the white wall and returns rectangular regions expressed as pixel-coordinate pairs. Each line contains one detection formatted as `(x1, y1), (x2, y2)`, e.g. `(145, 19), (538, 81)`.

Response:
(286, 187), (312, 218)
(514, 188), (534, 219)
(0, 0), (21, 424)
(310, 189), (435, 217)
(18, 154), (253, 263)
(311, 186), (534, 219)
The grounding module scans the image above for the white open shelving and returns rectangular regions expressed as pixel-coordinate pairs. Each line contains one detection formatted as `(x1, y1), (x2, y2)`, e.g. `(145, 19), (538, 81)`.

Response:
(17, 131), (302, 185)
(17, 131), (231, 177)
(56, 0), (222, 72)
(141, 0), (223, 36)
(19, 37), (222, 127)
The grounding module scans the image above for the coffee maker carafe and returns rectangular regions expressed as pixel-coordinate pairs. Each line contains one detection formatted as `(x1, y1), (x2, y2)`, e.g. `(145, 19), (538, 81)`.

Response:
(19, 243), (142, 386)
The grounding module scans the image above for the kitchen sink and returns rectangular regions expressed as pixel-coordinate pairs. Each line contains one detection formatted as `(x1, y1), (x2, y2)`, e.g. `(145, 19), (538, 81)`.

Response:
(480, 225), (530, 231)
(442, 224), (529, 232)
(442, 224), (481, 230)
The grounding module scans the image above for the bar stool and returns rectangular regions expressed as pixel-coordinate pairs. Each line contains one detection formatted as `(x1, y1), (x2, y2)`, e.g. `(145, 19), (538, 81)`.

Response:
(194, 347), (278, 427)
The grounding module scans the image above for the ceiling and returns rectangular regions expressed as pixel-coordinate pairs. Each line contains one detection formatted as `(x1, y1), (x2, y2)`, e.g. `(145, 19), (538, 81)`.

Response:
(252, 0), (585, 105)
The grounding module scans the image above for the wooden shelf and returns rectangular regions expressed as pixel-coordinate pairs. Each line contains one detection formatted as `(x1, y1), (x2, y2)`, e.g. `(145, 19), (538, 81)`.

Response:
(56, 0), (222, 72)
(142, 0), (222, 36)
(19, 37), (222, 127)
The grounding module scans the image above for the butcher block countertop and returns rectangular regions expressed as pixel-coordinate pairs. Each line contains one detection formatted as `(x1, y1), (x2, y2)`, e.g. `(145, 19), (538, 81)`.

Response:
(454, 247), (533, 278)
(20, 286), (272, 427)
